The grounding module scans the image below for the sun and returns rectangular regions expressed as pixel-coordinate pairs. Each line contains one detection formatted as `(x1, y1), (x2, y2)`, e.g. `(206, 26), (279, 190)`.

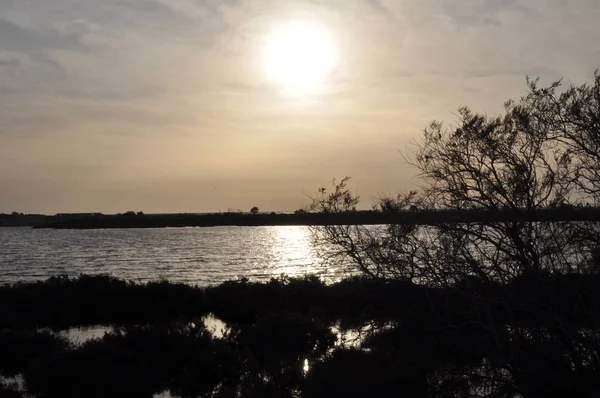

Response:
(262, 21), (337, 95)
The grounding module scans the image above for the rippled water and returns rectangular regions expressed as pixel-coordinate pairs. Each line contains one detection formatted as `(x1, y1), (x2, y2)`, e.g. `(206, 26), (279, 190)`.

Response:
(0, 226), (345, 285)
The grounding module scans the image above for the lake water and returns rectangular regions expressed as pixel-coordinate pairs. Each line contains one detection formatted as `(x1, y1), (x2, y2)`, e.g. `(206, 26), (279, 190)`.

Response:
(0, 226), (346, 285)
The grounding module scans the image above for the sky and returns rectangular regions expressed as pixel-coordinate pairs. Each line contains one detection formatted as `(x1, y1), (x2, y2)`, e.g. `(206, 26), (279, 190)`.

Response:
(1, 0), (599, 214)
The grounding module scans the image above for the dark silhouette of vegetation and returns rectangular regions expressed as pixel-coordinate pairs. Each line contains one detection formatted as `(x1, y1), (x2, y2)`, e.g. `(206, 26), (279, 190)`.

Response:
(311, 72), (600, 283)
(0, 275), (208, 330)
(3, 273), (600, 396)
(250, 206), (259, 215)
(0, 213), (51, 227)
(24, 324), (239, 398)
(0, 384), (23, 398)
(306, 72), (600, 397)
(26, 207), (600, 229)
(0, 330), (69, 377)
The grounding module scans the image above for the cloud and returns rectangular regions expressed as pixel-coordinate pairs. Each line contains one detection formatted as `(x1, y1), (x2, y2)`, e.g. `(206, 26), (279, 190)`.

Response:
(0, 17), (87, 53)
(0, 49), (25, 70)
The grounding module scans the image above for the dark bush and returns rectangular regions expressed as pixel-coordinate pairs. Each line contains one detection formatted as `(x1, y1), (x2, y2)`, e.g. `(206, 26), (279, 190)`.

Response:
(0, 331), (69, 377)
(24, 323), (238, 398)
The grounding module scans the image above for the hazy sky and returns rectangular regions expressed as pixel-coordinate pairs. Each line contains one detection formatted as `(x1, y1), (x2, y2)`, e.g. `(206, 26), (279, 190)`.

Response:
(1, 0), (599, 214)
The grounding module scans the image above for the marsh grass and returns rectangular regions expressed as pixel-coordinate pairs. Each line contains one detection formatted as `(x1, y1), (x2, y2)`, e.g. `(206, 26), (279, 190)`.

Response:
(2, 274), (600, 397)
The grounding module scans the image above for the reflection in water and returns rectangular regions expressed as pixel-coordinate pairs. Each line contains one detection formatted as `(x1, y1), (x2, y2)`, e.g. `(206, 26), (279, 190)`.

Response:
(0, 226), (344, 285)
(202, 314), (229, 338)
(57, 325), (113, 345)
(303, 358), (310, 375)
(57, 318), (230, 346)
(153, 390), (175, 398)
(0, 374), (25, 394)
(270, 226), (321, 278)
(331, 324), (367, 348)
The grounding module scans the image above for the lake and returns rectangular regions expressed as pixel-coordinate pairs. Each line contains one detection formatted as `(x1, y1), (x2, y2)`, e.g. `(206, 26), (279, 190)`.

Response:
(0, 226), (346, 285)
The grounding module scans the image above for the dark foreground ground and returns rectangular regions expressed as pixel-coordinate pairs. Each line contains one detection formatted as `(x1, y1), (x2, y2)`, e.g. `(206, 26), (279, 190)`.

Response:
(2, 274), (600, 397)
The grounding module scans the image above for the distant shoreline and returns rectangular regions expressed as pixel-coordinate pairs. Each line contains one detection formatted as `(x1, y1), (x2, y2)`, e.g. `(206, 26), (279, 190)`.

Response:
(2, 207), (600, 229)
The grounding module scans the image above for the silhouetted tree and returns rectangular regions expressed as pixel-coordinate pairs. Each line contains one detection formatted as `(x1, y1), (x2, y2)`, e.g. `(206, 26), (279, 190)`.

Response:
(250, 207), (259, 215)
(308, 72), (600, 397)
(310, 74), (600, 285)
(523, 71), (600, 203)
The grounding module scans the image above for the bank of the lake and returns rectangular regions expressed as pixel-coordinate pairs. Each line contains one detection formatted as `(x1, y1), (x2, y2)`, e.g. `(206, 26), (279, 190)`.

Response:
(2, 274), (600, 397)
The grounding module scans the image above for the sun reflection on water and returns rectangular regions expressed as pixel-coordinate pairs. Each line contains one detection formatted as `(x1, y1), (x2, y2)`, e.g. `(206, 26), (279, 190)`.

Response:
(268, 226), (321, 278)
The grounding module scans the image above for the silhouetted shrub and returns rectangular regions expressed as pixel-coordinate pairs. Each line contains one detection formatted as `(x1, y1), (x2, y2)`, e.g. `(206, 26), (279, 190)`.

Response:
(24, 323), (238, 398)
(2, 273), (600, 396)
(0, 330), (69, 377)
(305, 348), (427, 398)
(0, 275), (208, 329)
(0, 384), (23, 398)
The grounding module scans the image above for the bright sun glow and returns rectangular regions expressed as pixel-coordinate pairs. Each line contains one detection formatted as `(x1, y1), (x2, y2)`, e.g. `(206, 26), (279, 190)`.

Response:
(263, 21), (337, 95)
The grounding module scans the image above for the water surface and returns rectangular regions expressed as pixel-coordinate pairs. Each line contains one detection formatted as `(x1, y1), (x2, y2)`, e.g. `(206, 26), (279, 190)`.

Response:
(0, 226), (343, 285)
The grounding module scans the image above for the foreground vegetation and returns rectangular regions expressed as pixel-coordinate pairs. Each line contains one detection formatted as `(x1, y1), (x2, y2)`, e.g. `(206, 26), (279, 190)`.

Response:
(2, 273), (600, 397)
